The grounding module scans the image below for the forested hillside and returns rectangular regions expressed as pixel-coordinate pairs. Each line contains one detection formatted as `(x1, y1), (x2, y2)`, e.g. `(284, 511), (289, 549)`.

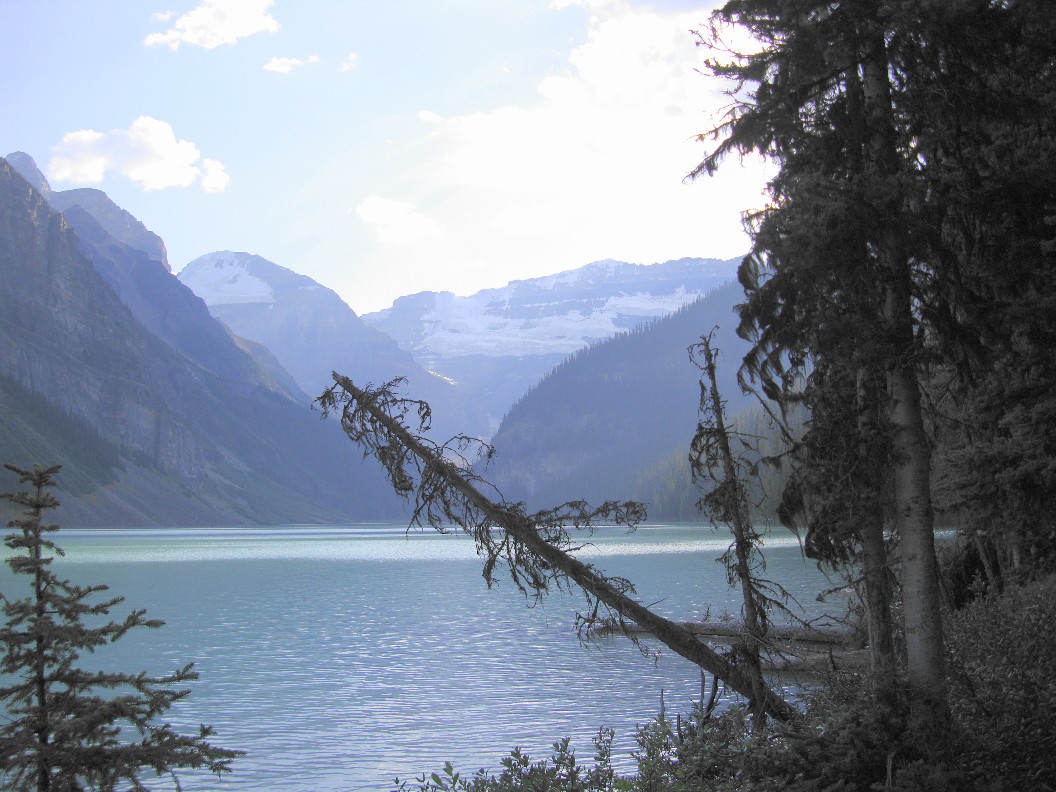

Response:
(486, 281), (753, 510)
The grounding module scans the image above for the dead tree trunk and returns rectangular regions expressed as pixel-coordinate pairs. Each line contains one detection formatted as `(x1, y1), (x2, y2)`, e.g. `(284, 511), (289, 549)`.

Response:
(690, 335), (771, 725)
(319, 373), (800, 723)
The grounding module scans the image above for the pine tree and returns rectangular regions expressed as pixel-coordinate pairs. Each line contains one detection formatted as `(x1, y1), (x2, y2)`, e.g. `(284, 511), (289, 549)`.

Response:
(692, 0), (953, 723)
(0, 463), (241, 791)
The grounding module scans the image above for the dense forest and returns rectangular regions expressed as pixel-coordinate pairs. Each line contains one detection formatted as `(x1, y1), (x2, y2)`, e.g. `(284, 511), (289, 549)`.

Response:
(329, 1), (1056, 790)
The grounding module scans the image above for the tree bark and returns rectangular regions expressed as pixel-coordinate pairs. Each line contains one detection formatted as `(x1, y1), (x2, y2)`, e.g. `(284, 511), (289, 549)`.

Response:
(862, 31), (947, 720)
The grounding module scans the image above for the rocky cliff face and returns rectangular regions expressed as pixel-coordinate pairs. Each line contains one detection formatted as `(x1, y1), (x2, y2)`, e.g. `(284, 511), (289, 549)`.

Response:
(0, 157), (206, 490)
(4, 152), (291, 401)
(49, 188), (170, 272)
(0, 156), (400, 525)
(6, 151), (169, 271)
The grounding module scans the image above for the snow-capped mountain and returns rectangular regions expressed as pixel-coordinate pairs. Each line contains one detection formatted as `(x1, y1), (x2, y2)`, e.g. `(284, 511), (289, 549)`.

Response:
(361, 257), (740, 437)
(178, 252), (476, 440)
(180, 254), (741, 442)
(363, 257), (740, 360)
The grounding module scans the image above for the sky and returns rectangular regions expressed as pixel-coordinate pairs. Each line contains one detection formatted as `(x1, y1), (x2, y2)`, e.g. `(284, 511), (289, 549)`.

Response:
(1, 0), (770, 315)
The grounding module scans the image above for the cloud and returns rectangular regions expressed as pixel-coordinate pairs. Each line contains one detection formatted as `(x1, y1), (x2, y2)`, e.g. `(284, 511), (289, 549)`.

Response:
(339, 52), (359, 72)
(144, 0), (280, 50)
(356, 0), (769, 301)
(48, 116), (230, 193)
(263, 54), (320, 73)
(199, 158), (231, 193)
(354, 196), (445, 246)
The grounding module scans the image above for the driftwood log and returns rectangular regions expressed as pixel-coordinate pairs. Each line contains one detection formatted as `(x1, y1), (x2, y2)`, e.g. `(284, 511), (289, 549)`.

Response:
(593, 619), (868, 675)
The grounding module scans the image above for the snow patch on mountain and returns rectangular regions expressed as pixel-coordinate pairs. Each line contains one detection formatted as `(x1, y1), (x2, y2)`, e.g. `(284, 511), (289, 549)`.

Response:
(178, 251), (274, 305)
(407, 290), (704, 357)
(364, 257), (740, 359)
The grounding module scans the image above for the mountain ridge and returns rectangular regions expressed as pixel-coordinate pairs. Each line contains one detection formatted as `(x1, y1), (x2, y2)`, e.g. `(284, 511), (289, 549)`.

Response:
(0, 154), (401, 526)
(178, 251), (476, 440)
(357, 256), (741, 437)
(484, 280), (753, 512)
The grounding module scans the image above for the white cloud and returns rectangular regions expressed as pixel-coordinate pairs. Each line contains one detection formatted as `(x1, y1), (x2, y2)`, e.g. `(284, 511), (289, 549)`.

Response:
(550, 0), (619, 9)
(48, 116), (230, 194)
(354, 0), (769, 305)
(354, 196), (445, 246)
(144, 0), (280, 50)
(263, 54), (320, 73)
(199, 158), (231, 193)
(150, 11), (174, 22)
(339, 52), (359, 72)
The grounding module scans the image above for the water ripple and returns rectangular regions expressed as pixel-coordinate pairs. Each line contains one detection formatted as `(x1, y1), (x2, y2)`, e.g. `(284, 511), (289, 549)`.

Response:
(0, 525), (833, 790)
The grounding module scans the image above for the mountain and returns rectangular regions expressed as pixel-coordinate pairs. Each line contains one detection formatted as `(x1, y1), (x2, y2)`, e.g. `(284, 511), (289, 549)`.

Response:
(49, 188), (170, 273)
(178, 252), (475, 441)
(6, 152), (170, 272)
(0, 154), (402, 526)
(361, 257), (741, 437)
(483, 280), (754, 513)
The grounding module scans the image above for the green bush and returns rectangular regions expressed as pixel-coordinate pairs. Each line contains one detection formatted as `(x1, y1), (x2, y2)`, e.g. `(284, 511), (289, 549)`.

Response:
(945, 576), (1056, 790)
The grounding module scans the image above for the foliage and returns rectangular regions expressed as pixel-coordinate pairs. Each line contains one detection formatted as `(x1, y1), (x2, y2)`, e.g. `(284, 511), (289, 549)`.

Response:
(689, 332), (799, 723)
(918, 0), (1056, 583)
(394, 730), (618, 792)
(0, 463), (241, 791)
(944, 577), (1056, 789)
(685, 0), (1056, 720)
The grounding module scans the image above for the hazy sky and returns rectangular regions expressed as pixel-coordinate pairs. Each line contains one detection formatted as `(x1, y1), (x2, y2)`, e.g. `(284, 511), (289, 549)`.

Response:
(2, 0), (769, 314)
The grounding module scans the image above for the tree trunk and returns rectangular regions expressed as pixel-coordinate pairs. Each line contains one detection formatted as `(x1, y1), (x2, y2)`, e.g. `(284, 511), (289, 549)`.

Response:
(855, 368), (897, 705)
(696, 337), (770, 725)
(862, 32), (947, 721)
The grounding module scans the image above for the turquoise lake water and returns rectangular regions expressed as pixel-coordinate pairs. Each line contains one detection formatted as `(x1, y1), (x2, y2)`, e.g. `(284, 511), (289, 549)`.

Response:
(0, 523), (839, 790)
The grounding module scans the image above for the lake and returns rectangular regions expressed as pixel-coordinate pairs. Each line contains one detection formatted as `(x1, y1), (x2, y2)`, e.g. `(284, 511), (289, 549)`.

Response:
(0, 523), (838, 791)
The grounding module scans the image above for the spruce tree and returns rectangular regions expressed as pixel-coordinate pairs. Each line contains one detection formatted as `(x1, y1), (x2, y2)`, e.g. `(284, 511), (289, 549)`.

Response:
(692, 0), (955, 723)
(0, 463), (241, 791)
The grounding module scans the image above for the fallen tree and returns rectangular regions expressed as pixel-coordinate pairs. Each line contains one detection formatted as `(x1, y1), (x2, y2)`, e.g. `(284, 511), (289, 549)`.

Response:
(318, 373), (800, 723)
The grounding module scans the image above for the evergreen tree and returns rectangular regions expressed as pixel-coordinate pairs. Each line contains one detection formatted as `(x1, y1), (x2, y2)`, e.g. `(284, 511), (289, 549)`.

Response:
(914, 1), (1056, 583)
(689, 333), (784, 726)
(0, 463), (240, 791)
(687, 0), (1050, 724)
(695, 0), (1056, 726)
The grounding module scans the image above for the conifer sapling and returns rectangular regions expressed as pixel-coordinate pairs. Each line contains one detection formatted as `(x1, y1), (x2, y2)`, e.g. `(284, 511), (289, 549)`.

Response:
(0, 463), (241, 791)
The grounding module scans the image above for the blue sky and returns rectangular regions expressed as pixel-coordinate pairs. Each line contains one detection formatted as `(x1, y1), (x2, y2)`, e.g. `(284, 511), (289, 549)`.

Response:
(2, 0), (769, 313)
